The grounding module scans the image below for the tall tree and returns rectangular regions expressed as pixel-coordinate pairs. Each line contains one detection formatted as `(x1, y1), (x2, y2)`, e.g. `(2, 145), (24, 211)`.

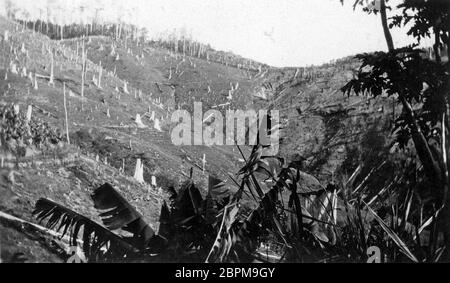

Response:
(342, 0), (450, 260)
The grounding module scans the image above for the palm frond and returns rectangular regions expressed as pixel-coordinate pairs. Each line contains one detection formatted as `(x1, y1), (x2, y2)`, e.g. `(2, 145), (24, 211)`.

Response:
(33, 198), (137, 262)
(205, 203), (240, 263)
(208, 175), (228, 200)
(169, 180), (204, 225)
(158, 201), (172, 239)
(91, 183), (155, 249)
(364, 201), (419, 262)
(205, 176), (226, 225)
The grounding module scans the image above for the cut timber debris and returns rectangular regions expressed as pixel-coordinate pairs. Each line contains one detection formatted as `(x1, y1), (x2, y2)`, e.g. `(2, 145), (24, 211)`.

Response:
(26, 105), (32, 122)
(134, 159), (145, 183)
(123, 81), (129, 94)
(33, 73), (38, 90)
(135, 114), (146, 128)
(154, 118), (162, 132)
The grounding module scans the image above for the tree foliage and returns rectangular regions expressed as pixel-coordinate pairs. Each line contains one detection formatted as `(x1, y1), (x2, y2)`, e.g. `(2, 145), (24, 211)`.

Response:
(341, 0), (450, 260)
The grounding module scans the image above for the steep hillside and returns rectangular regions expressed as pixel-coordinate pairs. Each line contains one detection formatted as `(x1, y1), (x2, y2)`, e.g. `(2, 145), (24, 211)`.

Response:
(0, 17), (254, 261)
(252, 60), (398, 185)
(62, 35), (259, 115)
(0, 15), (399, 261)
(0, 16), (253, 188)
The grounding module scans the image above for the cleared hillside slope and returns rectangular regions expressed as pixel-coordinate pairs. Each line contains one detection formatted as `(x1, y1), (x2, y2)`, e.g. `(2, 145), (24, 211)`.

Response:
(0, 16), (399, 261)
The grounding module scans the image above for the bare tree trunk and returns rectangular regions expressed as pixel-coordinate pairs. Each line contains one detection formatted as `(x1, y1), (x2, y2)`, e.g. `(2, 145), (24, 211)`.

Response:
(439, 34), (450, 262)
(49, 48), (54, 85)
(98, 61), (102, 89)
(433, 27), (441, 63)
(81, 38), (86, 102)
(380, 0), (394, 52)
(399, 94), (442, 183)
(63, 83), (70, 145)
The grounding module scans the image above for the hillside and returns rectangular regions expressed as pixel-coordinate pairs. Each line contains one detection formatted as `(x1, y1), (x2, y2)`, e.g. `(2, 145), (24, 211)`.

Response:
(0, 16), (397, 262)
(0, 16), (254, 261)
(257, 62), (397, 183)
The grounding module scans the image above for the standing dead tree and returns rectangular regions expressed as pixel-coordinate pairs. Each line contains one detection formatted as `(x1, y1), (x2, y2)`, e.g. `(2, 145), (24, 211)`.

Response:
(98, 61), (102, 89)
(49, 47), (54, 85)
(63, 82), (70, 145)
(80, 37), (88, 112)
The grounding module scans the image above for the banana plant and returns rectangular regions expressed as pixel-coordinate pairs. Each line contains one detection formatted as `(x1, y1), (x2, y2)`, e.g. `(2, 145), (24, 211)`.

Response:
(33, 183), (164, 262)
(33, 175), (232, 262)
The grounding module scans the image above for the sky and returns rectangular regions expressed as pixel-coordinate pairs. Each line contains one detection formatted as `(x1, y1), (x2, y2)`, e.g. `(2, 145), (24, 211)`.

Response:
(0, 0), (432, 67)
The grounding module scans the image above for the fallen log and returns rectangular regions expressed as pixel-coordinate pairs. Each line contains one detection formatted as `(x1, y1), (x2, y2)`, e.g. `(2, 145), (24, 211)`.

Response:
(0, 210), (74, 259)
(0, 210), (62, 239)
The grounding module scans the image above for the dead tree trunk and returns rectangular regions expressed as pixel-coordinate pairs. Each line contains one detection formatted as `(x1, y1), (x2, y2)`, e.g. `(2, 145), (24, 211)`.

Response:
(81, 38), (86, 99)
(63, 82), (70, 144)
(49, 48), (54, 85)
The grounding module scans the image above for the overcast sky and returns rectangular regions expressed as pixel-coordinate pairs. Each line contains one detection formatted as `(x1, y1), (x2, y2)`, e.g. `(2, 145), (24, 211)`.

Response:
(1, 0), (432, 67)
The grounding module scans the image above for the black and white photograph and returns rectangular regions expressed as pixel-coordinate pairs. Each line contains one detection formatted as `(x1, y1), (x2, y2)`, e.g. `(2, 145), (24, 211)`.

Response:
(0, 0), (449, 269)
